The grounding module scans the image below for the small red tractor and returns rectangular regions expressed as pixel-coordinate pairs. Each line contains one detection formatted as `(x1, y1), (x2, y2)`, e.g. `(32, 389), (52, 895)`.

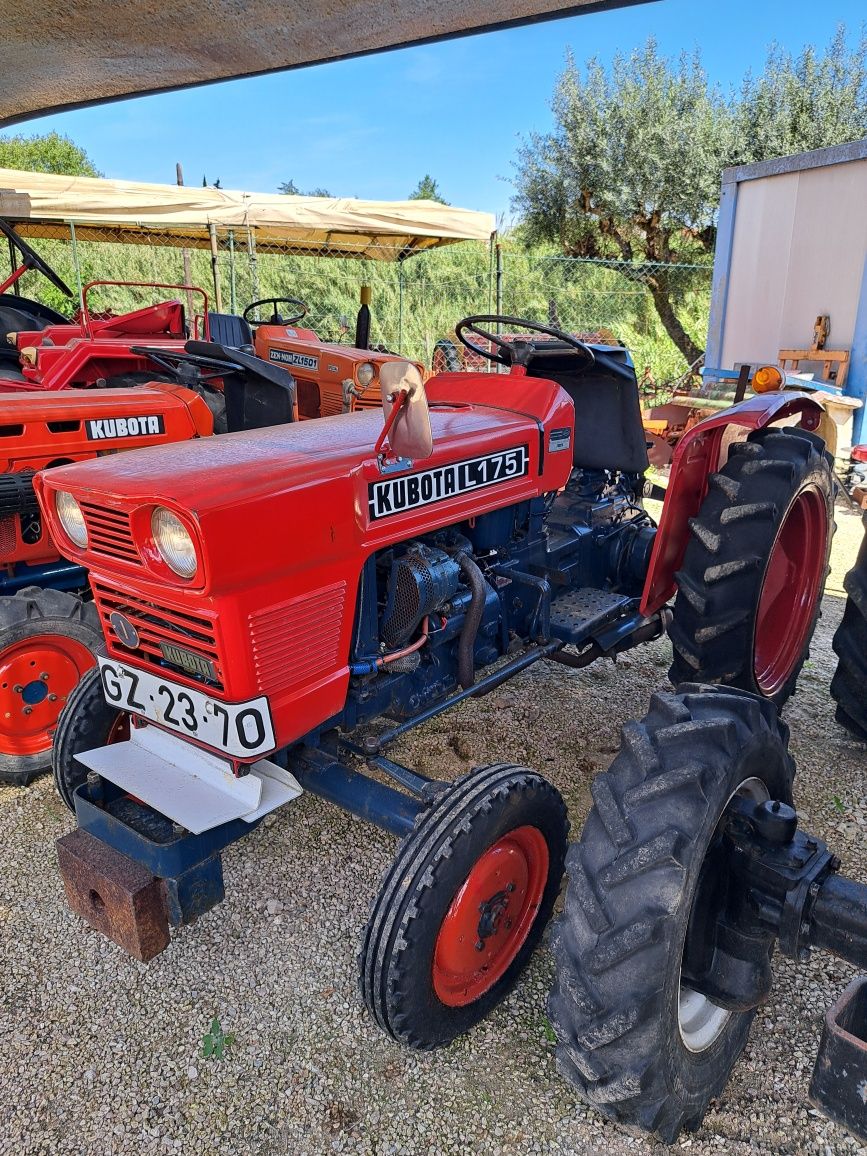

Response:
(0, 341), (297, 786)
(1, 220), (421, 410)
(0, 219), (217, 391)
(38, 315), (867, 1143)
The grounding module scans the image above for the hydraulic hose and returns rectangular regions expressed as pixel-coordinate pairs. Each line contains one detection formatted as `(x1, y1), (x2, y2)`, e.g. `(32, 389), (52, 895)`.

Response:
(456, 552), (486, 690)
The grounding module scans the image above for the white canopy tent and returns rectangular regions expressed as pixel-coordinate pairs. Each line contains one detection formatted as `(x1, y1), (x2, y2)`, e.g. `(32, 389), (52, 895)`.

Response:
(0, 168), (496, 260)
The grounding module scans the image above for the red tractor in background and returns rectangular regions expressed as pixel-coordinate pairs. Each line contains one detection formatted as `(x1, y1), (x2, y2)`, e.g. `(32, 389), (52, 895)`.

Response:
(0, 217), (221, 391)
(35, 313), (867, 1143)
(0, 219), (421, 410)
(234, 291), (425, 418)
(0, 340), (297, 787)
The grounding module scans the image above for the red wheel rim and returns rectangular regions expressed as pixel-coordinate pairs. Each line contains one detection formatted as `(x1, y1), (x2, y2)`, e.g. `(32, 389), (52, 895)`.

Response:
(0, 635), (95, 757)
(754, 486), (828, 697)
(432, 825), (549, 1008)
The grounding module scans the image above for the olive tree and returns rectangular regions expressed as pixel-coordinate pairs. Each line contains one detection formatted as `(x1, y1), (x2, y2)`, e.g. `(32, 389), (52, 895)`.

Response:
(513, 29), (867, 367)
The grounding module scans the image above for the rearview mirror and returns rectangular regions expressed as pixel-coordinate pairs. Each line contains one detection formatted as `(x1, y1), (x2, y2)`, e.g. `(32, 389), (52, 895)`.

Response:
(379, 362), (433, 461)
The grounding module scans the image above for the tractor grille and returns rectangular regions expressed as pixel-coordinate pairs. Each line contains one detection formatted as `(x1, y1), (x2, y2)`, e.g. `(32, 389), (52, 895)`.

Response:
(92, 580), (224, 690)
(353, 387), (381, 411)
(81, 502), (140, 566)
(248, 582), (347, 695)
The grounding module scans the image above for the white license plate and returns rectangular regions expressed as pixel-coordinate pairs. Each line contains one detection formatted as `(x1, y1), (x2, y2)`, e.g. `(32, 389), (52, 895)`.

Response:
(98, 657), (276, 759)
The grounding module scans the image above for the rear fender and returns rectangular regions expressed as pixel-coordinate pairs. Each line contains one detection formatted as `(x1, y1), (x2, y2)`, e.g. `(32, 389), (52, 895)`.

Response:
(639, 393), (824, 616)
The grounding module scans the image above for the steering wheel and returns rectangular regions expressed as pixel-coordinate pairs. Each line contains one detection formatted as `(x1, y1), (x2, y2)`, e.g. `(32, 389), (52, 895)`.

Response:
(243, 297), (307, 326)
(455, 315), (596, 372)
(0, 218), (74, 298)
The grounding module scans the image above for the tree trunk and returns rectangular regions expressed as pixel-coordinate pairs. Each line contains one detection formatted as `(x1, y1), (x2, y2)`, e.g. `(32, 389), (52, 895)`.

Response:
(645, 272), (704, 367)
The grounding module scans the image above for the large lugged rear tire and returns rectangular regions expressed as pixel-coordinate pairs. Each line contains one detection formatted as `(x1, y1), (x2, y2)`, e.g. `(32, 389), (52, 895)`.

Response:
(669, 427), (834, 708)
(360, 763), (568, 1050)
(549, 686), (794, 1143)
(831, 511), (867, 738)
(0, 587), (102, 786)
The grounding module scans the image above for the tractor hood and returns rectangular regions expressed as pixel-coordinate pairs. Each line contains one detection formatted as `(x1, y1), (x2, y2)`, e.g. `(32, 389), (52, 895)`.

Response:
(1, 1), (656, 128)
(36, 373), (576, 594)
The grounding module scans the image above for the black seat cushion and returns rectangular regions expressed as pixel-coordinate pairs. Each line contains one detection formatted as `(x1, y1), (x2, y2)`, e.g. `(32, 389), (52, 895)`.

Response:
(207, 312), (254, 349)
(525, 343), (649, 475)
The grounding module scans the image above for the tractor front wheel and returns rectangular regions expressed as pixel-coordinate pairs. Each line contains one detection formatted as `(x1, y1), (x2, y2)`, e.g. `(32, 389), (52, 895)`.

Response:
(549, 686), (795, 1142)
(669, 427), (834, 708)
(0, 587), (103, 786)
(831, 510), (867, 737)
(360, 763), (568, 1049)
(52, 666), (129, 810)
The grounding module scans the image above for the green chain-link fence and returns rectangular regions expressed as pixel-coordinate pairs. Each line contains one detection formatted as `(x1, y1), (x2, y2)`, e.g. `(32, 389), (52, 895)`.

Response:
(6, 225), (712, 382)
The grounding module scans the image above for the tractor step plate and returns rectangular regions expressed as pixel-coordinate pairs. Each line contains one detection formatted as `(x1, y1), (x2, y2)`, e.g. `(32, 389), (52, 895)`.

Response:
(75, 724), (302, 835)
(809, 976), (867, 1142)
(549, 588), (633, 645)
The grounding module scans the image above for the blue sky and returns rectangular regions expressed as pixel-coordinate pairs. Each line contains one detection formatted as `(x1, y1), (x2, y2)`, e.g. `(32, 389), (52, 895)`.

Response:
(11, 0), (866, 219)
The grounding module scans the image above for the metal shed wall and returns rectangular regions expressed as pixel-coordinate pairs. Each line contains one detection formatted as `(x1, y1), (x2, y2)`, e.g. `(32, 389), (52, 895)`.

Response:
(707, 139), (867, 443)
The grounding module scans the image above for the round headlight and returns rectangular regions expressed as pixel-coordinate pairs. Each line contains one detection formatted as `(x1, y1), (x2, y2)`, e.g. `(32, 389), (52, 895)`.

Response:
(56, 491), (88, 547)
(151, 507), (198, 578)
(356, 361), (376, 388)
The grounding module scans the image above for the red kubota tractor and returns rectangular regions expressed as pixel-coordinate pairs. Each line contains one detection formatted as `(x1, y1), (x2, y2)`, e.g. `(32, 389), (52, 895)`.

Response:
(0, 219), (221, 391)
(0, 340), (297, 787)
(0, 219), (421, 411)
(37, 315), (867, 1143)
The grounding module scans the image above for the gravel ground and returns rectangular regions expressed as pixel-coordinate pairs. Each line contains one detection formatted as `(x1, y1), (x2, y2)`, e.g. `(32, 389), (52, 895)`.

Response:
(1, 503), (866, 1156)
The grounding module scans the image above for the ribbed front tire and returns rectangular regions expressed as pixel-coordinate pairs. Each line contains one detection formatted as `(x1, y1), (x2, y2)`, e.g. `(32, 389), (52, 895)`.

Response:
(360, 763), (567, 1050)
(0, 587), (102, 786)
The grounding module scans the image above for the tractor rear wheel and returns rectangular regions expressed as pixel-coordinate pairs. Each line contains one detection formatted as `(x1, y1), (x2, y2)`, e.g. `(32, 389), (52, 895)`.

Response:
(831, 511), (867, 738)
(360, 763), (568, 1049)
(549, 686), (794, 1142)
(0, 587), (103, 786)
(52, 666), (129, 810)
(669, 427), (834, 708)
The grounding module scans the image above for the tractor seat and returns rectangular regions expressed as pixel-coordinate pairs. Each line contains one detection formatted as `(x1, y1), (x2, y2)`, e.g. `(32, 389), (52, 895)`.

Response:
(0, 365), (28, 382)
(206, 312), (254, 350)
(0, 304), (52, 338)
(523, 341), (649, 475)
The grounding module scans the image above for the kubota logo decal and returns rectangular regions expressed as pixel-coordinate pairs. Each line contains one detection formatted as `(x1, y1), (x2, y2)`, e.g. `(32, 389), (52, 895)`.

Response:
(269, 348), (319, 372)
(86, 415), (165, 440)
(368, 445), (530, 521)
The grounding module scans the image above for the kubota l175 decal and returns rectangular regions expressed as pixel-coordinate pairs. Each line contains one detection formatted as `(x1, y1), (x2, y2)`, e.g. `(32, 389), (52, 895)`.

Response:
(368, 445), (530, 521)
